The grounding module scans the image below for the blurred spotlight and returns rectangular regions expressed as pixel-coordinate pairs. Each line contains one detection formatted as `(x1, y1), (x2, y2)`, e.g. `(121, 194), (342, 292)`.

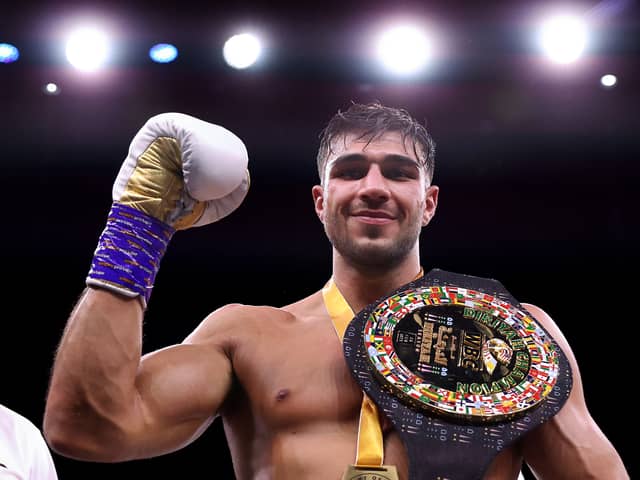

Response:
(223, 33), (262, 69)
(149, 43), (178, 63)
(376, 24), (432, 76)
(538, 14), (588, 64)
(0, 43), (20, 63)
(600, 74), (617, 88)
(43, 83), (61, 95)
(65, 26), (110, 72)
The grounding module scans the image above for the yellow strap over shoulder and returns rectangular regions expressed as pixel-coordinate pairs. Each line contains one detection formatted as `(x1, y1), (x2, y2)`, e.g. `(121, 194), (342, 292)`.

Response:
(322, 278), (384, 467)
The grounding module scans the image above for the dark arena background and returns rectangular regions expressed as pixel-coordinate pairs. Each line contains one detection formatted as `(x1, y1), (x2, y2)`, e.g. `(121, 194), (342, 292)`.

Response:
(1, 1), (637, 478)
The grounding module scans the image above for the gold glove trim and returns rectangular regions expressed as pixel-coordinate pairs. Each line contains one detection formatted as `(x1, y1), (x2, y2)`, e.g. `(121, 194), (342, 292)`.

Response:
(120, 137), (205, 228)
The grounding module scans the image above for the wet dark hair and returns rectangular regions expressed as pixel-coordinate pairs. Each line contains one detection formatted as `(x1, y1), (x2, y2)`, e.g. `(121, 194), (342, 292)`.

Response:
(317, 101), (436, 183)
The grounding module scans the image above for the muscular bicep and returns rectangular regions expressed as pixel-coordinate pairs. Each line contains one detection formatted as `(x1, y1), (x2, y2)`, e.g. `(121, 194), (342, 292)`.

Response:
(128, 311), (236, 458)
(520, 303), (628, 479)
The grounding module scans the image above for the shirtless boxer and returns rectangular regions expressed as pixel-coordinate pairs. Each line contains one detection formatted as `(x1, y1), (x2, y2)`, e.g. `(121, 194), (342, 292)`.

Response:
(43, 103), (628, 479)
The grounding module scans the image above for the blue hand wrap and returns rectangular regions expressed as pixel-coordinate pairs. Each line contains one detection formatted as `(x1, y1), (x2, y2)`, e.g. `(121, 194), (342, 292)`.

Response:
(87, 202), (175, 306)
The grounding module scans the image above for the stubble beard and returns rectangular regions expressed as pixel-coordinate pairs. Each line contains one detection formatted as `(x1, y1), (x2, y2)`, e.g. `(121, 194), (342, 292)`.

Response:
(324, 212), (423, 270)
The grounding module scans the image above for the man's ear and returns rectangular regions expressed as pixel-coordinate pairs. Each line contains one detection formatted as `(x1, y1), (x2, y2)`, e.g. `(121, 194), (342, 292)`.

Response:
(312, 185), (325, 223)
(422, 185), (439, 226)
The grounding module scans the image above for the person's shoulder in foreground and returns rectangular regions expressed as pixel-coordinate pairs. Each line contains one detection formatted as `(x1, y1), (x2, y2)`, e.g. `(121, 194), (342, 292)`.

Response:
(0, 403), (58, 480)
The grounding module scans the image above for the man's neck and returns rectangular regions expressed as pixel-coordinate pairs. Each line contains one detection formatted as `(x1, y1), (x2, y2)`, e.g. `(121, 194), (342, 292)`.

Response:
(331, 254), (422, 313)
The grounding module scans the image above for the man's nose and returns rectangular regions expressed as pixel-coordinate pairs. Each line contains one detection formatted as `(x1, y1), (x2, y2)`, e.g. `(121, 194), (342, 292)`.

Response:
(358, 165), (390, 202)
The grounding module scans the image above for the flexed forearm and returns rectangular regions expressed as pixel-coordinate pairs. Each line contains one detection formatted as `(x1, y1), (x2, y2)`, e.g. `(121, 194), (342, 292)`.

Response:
(44, 288), (144, 460)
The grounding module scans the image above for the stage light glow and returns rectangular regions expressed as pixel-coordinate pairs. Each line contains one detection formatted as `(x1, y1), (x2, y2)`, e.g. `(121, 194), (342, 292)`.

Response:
(538, 14), (588, 64)
(223, 33), (262, 69)
(376, 25), (432, 76)
(600, 74), (617, 87)
(149, 43), (178, 63)
(0, 43), (19, 63)
(43, 83), (60, 95)
(65, 27), (110, 72)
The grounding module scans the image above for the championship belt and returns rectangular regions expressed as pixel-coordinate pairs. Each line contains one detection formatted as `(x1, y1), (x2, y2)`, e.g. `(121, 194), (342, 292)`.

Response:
(342, 268), (573, 479)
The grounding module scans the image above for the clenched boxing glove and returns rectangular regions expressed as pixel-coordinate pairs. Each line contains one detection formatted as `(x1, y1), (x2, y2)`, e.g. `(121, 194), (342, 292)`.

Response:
(86, 112), (249, 307)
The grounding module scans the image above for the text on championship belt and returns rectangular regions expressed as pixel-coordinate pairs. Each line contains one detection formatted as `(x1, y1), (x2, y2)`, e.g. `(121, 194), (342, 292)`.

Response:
(363, 286), (559, 423)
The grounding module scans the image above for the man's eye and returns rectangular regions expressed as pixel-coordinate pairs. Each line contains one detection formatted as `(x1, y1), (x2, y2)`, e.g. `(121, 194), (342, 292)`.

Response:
(336, 168), (365, 179)
(385, 168), (415, 179)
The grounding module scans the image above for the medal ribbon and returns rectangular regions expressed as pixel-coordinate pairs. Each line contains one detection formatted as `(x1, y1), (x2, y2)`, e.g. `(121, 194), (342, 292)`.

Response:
(322, 278), (383, 467)
(322, 269), (423, 467)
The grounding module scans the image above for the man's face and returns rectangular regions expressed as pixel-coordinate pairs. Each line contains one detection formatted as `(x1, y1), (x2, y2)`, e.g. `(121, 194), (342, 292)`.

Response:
(312, 131), (438, 269)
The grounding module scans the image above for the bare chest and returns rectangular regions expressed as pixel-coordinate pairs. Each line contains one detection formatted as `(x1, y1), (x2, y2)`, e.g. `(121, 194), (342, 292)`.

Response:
(219, 306), (525, 480)
(229, 313), (364, 429)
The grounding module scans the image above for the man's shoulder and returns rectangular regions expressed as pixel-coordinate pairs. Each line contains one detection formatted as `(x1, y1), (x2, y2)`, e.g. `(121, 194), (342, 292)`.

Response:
(520, 303), (561, 334)
(217, 288), (325, 317)
(196, 290), (326, 332)
(281, 289), (325, 313)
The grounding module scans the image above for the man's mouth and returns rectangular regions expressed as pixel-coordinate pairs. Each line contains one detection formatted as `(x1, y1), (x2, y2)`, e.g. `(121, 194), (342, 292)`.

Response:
(351, 210), (395, 224)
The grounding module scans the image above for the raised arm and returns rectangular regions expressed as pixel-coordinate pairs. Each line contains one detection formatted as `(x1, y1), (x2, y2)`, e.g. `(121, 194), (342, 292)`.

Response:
(45, 289), (239, 461)
(520, 303), (629, 479)
(43, 113), (250, 462)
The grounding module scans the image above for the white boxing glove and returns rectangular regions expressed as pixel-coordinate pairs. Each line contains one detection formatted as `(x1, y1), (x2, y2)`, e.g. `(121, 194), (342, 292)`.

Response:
(113, 112), (249, 229)
(87, 113), (249, 306)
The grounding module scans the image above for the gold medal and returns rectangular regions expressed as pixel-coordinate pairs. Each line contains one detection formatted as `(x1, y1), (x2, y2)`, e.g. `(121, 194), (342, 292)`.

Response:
(342, 464), (399, 480)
